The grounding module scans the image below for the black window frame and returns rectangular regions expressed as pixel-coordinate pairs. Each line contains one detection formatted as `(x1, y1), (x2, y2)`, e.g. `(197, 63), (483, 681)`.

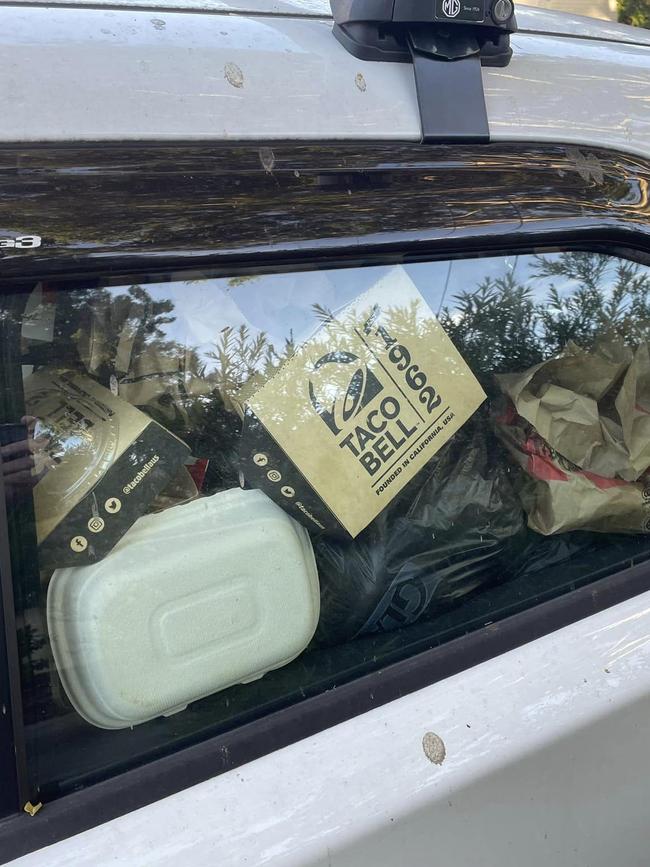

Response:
(0, 517), (22, 820)
(1, 139), (650, 862)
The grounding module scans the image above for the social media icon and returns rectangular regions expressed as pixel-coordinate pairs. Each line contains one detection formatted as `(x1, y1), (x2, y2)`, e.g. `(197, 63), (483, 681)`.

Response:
(281, 486), (295, 498)
(267, 469), (282, 483)
(70, 535), (88, 552)
(87, 516), (105, 534)
(104, 497), (122, 514)
(253, 453), (268, 467)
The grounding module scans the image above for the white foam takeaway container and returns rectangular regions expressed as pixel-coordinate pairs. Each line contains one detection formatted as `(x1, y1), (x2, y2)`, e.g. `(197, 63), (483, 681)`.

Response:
(47, 488), (320, 729)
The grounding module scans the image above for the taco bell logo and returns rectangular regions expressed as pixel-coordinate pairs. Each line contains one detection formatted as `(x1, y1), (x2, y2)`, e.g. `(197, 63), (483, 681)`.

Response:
(308, 351), (384, 435)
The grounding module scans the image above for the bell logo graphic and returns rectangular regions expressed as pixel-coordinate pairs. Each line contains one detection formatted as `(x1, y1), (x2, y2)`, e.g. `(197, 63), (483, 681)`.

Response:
(308, 351), (383, 435)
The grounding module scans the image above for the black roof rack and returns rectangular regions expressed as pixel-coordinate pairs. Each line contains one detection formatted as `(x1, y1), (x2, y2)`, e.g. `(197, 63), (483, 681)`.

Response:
(330, 0), (517, 143)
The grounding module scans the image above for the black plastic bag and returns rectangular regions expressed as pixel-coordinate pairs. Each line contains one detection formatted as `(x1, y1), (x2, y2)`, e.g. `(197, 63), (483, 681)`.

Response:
(314, 425), (526, 645)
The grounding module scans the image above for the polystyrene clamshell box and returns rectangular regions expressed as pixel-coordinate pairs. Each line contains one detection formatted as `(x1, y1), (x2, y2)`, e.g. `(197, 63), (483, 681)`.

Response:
(47, 488), (320, 729)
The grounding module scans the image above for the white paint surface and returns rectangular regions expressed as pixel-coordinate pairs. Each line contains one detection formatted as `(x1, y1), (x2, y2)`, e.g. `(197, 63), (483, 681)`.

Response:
(3, 0), (650, 49)
(0, 9), (421, 141)
(0, 7), (647, 155)
(10, 589), (650, 866)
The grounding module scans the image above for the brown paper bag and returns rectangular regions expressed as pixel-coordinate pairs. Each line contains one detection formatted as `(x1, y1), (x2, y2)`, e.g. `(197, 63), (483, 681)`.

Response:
(615, 342), (650, 480)
(496, 341), (649, 481)
(494, 402), (650, 535)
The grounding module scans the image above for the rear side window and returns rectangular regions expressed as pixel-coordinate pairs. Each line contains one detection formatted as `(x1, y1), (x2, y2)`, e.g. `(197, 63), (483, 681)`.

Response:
(2, 249), (650, 803)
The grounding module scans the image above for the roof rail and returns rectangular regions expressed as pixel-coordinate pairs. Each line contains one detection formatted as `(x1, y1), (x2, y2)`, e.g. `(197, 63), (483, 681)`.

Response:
(331, 0), (517, 142)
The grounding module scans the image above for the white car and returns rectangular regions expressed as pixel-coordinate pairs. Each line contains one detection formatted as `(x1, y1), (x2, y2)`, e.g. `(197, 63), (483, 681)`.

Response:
(1, 2), (650, 865)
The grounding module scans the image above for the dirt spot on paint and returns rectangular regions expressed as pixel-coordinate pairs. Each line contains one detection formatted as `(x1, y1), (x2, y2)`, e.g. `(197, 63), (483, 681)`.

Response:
(225, 62), (244, 89)
(355, 72), (367, 92)
(150, 18), (166, 30)
(259, 147), (276, 173)
(422, 731), (446, 765)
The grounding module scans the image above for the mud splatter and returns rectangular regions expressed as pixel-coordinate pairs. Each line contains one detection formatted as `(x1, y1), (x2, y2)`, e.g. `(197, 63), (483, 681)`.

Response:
(422, 731), (446, 765)
(225, 62), (244, 89)
(259, 147), (275, 173)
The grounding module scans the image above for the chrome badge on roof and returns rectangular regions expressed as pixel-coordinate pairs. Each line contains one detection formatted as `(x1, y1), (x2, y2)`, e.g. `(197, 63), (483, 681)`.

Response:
(0, 234), (41, 249)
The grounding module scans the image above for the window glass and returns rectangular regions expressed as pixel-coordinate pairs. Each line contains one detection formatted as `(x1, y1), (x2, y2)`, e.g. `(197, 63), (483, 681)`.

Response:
(2, 250), (650, 801)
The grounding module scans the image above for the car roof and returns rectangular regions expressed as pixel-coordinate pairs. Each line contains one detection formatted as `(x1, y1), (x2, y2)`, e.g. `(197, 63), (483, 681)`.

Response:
(0, 2), (648, 157)
(8, 0), (650, 47)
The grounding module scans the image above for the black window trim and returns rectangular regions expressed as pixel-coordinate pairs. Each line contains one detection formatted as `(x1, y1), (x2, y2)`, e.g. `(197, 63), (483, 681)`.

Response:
(0, 438), (29, 819)
(1, 139), (650, 860)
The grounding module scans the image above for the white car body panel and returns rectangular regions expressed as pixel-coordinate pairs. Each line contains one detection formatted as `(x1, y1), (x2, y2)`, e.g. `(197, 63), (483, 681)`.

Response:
(10, 588), (650, 867)
(0, 6), (647, 156)
(6, 0), (650, 48)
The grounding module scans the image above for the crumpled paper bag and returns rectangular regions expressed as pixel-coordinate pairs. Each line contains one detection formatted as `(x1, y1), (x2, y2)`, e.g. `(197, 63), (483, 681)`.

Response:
(496, 341), (650, 482)
(615, 342), (650, 482)
(76, 301), (214, 428)
(494, 401), (650, 535)
(117, 344), (213, 428)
